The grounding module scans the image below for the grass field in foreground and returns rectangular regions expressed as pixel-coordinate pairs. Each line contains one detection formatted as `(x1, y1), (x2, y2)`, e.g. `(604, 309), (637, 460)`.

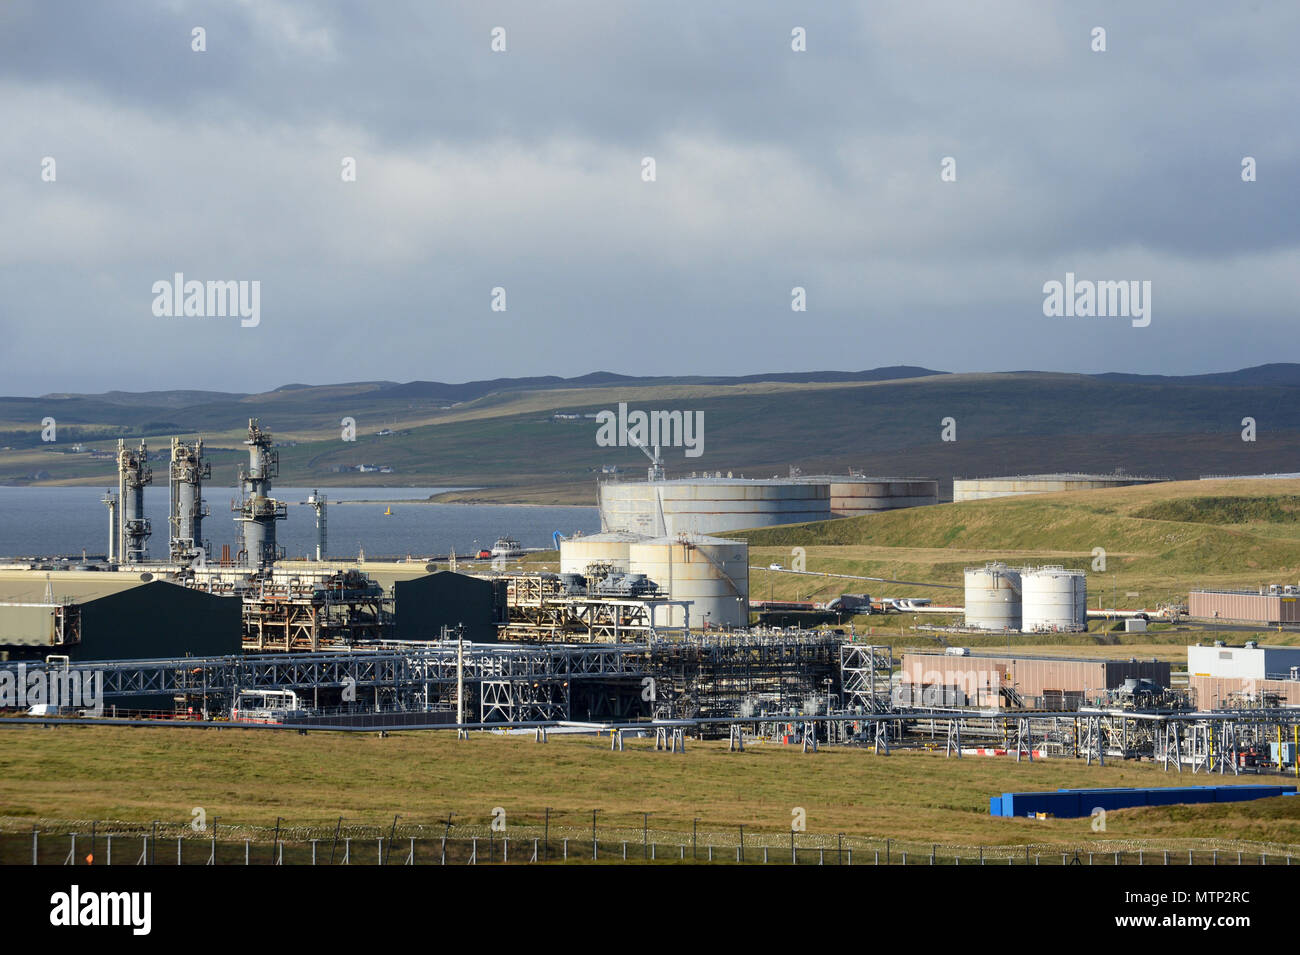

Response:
(2, 726), (1298, 849)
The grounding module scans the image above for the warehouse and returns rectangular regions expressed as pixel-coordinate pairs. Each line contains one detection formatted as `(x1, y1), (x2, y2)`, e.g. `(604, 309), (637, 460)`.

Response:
(898, 651), (1170, 710)
(1189, 587), (1300, 625)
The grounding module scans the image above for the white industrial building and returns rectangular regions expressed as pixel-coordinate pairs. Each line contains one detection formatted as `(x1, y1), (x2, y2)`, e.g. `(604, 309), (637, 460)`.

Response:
(1187, 643), (1300, 708)
(1187, 643), (1300, 681)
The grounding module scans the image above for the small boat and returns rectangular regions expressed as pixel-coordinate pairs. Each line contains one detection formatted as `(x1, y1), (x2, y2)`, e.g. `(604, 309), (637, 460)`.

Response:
(383, 506), (393, 516)
(490, 536), (524, 558)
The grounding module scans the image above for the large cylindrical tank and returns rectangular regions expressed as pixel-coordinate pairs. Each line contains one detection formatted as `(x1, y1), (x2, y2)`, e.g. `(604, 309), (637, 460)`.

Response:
(952, 474), (1163, 501)
(600, 479), (829, 536)
(628, 535), (750, 629)
(559, 531), (648, 575)
(963, 562), (1022, 630)
(1021, 566), (1088, 631)
(824, 478), (940, 516)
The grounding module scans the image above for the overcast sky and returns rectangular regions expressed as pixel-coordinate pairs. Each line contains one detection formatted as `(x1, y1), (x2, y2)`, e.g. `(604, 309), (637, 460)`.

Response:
(1, 1), (1297, 396)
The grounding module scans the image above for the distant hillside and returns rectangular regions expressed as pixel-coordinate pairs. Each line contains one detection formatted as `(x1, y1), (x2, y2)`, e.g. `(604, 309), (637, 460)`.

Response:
(2, 366), (1299, 493)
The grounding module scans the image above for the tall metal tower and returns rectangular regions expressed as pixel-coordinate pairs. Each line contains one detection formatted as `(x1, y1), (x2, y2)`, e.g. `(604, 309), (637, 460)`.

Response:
(233, 419), (286, 568)
(116, 439), (152, 563)
(101, 489), (118, 562)
(307, 489), (328, 561)
(169, 436), (210, 564)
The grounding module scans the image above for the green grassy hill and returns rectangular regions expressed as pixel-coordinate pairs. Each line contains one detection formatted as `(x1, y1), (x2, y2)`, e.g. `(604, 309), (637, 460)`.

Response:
(739, 479), (1300, 613)
(4, 366), (1300, 496)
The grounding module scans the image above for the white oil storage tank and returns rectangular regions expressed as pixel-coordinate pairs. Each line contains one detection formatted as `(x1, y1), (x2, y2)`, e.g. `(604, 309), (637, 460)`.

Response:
(599, 478), (830, 536)
(963, 562), (1022, 630)
(821, 478), (940, 517)
(1021, 566), (1088, 632)
(559, 531), (648, 575)
(628, 535), (750, 629)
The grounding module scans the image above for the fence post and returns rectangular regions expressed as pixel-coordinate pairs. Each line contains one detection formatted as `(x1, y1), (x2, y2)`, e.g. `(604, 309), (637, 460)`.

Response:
(32, 828), (38, 866)
(311, 840), (317, 865)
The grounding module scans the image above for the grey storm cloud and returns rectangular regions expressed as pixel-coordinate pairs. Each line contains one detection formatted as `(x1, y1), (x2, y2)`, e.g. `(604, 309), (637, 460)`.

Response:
(0, 0), (1297, 394)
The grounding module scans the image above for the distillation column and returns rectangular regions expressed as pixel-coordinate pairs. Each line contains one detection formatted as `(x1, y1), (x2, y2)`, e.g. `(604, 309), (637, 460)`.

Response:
(308, 490), (327, 561)
(233, 419), (286, 568)
(116, 439), (153, 563)
(169, 437), (211, 564)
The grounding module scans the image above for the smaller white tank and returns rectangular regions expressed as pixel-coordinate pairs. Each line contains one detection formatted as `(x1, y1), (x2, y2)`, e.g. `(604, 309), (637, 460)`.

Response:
(628, 535), (749, 629)
(1021, 566), (1088, 631)
(559, 531), (648, 575)
(963, 562), (1022, 630)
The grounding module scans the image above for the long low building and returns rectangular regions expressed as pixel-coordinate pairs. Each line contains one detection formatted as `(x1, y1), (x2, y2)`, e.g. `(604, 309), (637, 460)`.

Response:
(899, 651), (1170, 710)
(1189, 588), (1300, 624)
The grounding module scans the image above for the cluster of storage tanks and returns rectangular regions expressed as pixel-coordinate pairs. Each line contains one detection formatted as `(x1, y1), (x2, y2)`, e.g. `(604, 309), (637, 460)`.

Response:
(598, 476), (938, 537)
(963, 563), (1088, 632)
(559, 531), (749, 628)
